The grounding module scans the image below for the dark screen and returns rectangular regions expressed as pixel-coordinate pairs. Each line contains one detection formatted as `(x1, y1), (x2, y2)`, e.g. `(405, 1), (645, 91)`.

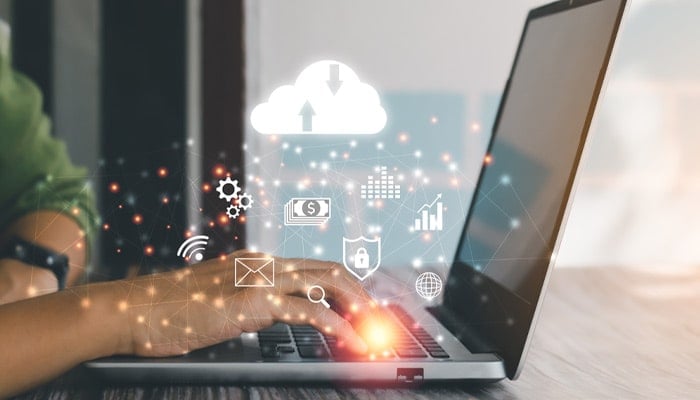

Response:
(443, 0), (624, 378)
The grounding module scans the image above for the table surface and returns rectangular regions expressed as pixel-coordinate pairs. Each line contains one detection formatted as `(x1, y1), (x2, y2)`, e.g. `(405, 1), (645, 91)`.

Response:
(13, 267), (700, 399)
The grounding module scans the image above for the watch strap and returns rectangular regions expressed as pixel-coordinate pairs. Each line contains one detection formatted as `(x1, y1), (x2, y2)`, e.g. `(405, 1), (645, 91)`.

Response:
(0, 236), (69, 290)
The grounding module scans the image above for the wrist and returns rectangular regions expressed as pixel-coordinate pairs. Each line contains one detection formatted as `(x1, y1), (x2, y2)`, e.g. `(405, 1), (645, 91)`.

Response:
(0, 259), (58, 304)
(72, 281), (134, 357)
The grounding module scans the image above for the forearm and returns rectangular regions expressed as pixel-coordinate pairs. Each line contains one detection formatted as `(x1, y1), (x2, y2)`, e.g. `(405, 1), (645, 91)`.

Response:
(0, 211), (88, 303)
(0, 282), (127, 398)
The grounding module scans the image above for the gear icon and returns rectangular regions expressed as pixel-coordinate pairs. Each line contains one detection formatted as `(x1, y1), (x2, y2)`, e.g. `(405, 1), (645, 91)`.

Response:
(237, 192), (254, 210)
(216, 177), (241, 202)
(226, 204), (241, 219)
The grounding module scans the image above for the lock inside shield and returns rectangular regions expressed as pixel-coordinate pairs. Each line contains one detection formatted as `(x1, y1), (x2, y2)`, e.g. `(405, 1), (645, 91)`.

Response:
(354, 247), (369, 269)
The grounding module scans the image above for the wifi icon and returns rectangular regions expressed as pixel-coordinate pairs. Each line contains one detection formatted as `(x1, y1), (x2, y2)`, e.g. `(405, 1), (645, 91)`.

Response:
(177, 235), (209, 262)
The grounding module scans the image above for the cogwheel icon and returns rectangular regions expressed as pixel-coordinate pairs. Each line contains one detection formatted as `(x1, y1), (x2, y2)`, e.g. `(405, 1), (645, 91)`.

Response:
(226, 204), (241, 219)
(216, 177), (241, 202)
(237, 192), (254, 210)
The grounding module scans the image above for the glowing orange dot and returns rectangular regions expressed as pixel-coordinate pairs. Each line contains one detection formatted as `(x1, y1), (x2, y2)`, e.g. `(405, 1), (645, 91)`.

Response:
(103, 223), (110, 231)
(144, 341), (152, 350)
(144, 245), (154, 256)
(76, 242), (83, 249)
(72, 207), (80, 215)
(238, 216), (246, 223)
(161, 319), (169, 326)
(214, 297), (224, 308)
(217, 213), (229, 226)
(157, 167), (168, 178)
(484, 154), (493, 165)
(442, 153), (451, 162)
(430, 116), (439, 124)
(137, 315), (145, 323)
(202, 183), (212, 192)
(166, 224), (171, 230)
(398, 132), (409, 142)
(109, 182), (120, 193)
(81, 298), (91, 308)
(116, 248), (122, 253)
(118, 301), (128, 312)
(208, 221), (215, 227)
(27, 286), (37, 296)
(185, 326), (192, 334)
(132, 214), (143, 224)
(161, 196), (169, 204)
(212, 164), (226, 177)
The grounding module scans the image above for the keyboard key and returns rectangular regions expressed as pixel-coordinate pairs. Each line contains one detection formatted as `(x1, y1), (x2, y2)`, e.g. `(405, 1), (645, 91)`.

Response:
(429, 350), (450, 358)
(395, 348), (428, 358)
(260, 344), (279, 358)
(277, 345), (296, 353)
(298, 345), (329, 359)
(260, 324), (290, 334)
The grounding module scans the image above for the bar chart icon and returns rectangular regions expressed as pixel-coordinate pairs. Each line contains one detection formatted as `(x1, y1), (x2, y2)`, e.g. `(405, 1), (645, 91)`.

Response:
(414, 194), (443, 231)
(360, 166), (400, 199)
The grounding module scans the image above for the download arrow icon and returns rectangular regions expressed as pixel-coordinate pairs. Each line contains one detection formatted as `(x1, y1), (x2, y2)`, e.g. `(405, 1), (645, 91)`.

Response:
(326, 63), (343, 95)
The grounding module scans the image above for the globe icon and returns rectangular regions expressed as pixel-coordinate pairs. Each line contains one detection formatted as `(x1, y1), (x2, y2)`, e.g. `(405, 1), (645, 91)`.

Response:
(415, 272), (443, 300)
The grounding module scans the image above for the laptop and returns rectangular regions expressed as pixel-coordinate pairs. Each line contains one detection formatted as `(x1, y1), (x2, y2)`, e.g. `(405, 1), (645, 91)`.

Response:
(87, 0), (627, 384)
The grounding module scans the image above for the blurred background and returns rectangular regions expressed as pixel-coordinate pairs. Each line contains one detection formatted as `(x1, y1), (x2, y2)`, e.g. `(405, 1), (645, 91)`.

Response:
(0, 0), (698, 279)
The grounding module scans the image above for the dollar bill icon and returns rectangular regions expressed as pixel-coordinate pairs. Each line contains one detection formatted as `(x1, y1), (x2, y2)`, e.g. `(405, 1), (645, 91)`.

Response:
(284, 198), (331, 226)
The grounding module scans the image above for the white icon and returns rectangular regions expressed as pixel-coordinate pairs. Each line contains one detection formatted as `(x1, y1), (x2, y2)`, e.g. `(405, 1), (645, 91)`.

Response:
(354, 248), (369, 269)
(307, 285), (330, 309)
(414, 194), (444, 231)
(238, 192), (254, 210)
(284, 198), (331, 226)
(415, 272), (443, 301)
(342, 236), (381, 281)
(216, 176), (241, 201)
(217, 177), (253, 220)
(234, 257), (275, 287)
(360, 166), (400, 199)
(250, 60), (387, 135)
(226, 204), (241, 219)
(176, 235), (209, 262)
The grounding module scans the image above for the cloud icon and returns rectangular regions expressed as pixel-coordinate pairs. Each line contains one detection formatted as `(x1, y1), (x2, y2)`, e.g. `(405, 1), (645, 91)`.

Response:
(251, 60), (387, 135)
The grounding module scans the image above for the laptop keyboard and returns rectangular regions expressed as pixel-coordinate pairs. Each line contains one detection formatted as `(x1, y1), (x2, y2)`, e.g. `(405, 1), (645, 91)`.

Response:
(257, 304), (449, 360)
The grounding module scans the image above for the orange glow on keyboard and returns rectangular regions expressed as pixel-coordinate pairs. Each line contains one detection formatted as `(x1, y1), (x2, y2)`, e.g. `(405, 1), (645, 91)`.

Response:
(357, 318), (395, 353)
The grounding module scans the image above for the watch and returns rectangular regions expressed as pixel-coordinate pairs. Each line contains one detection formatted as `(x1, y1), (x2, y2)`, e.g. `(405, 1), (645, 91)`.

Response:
(0, 236), (69, 290)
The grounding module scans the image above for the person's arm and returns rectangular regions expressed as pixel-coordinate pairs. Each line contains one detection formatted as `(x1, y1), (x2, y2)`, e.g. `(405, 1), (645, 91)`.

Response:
(0, 19), (98, 304)
(0, 211), (87, 304)
(0, 251), (377, 398)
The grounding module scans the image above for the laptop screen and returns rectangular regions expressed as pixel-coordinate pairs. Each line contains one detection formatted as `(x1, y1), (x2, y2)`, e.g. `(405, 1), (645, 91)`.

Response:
(443, 0), (625, 378)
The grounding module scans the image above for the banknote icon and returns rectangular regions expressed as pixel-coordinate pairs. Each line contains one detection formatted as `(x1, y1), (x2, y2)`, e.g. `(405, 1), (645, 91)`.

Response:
(284, 198), (331, 226)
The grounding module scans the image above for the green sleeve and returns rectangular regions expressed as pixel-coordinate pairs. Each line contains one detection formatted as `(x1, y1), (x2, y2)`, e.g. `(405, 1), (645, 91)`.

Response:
(0, 21), (98, 247)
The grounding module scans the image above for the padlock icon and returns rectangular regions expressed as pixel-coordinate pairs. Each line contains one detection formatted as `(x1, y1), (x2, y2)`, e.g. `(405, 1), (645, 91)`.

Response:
(354, 247), (370, 269)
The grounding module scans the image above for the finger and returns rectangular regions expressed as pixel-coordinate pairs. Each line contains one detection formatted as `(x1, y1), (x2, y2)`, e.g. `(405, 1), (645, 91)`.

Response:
(270, 295), (368, 354)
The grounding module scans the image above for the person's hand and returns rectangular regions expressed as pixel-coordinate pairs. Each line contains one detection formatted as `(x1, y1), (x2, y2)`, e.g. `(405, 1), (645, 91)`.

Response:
(112, 250), (376, 357)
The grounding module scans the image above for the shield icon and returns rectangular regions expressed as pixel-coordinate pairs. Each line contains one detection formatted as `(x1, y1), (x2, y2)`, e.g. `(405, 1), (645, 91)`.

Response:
(342, 236), (381, 281)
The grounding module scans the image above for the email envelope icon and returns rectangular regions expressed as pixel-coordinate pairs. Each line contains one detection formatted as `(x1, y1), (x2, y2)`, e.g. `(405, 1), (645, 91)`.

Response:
(234, 258), (275, 287)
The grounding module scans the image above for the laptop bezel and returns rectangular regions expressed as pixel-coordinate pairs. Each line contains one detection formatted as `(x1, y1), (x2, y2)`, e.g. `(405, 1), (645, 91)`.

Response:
(443, 0), (628, 379)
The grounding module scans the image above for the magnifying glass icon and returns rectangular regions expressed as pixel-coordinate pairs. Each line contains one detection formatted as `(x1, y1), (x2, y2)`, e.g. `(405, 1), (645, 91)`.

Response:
(307, 285), (330, 309)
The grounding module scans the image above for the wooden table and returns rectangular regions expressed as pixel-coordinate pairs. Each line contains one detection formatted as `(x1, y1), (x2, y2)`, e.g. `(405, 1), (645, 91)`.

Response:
(13, 267), (700, 399)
